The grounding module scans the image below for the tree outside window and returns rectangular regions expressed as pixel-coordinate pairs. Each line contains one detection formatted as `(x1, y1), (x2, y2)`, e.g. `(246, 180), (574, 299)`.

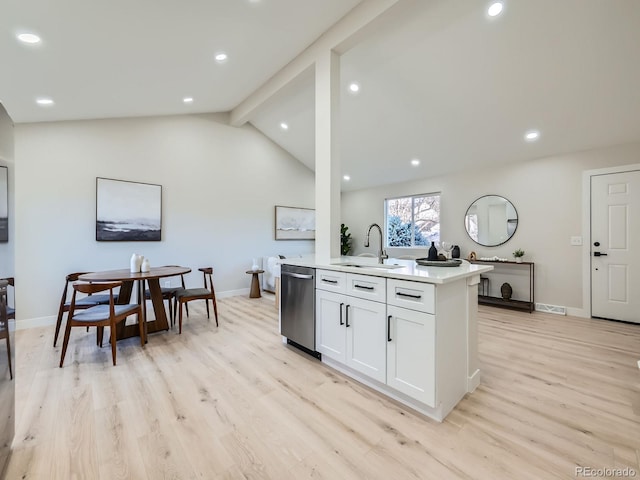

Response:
(386, 194), (440, 247)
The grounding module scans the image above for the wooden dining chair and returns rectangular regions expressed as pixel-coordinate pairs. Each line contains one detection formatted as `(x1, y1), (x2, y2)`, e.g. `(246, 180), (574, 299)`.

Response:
(53, 272), (117, 347)
(0, 280), (12, 380)
(174, 267), (218, 334)
(0, 277), (15, 320)
(144, 266), (187, 327)
(59, 281), (144, 367)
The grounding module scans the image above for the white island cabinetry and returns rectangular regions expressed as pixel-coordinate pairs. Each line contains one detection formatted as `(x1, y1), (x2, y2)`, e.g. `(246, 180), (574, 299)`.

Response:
(386, 279), (436, 406)
(283, 256), (492, 422)
(316, 271), (386, 383)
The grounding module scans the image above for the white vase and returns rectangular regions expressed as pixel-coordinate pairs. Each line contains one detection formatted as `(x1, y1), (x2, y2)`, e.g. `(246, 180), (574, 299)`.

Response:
(515, 257), (522, 263)
(251, 258), (260, 271)
(141, 258), (151, 273)
(130, 253), (143, 273)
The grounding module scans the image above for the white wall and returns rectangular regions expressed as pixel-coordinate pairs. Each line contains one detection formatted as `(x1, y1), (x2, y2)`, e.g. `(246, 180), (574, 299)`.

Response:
(342, 142), (640, 316)
(15, 113), (315, 325)
(0, 103), (14, 280)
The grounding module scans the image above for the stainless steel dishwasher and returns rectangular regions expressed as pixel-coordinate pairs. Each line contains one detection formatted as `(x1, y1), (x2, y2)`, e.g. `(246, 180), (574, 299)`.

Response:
(280, 264), (319, 358)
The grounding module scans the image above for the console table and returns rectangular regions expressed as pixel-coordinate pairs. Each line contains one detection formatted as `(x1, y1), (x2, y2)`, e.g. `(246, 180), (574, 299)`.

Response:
(471, 260), (535, 313)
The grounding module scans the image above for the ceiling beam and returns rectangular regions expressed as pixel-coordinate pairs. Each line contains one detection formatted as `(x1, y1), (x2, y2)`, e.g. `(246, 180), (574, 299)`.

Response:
(229, 0), (400, 127)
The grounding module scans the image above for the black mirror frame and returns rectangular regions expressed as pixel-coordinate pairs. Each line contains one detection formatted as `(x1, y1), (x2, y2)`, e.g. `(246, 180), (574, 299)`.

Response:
(464, 194), (518, 247)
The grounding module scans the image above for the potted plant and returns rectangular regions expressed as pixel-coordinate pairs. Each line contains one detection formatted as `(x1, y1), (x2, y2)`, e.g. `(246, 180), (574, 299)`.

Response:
(341, 223), (352, 256)
(513, 248), (525, 263)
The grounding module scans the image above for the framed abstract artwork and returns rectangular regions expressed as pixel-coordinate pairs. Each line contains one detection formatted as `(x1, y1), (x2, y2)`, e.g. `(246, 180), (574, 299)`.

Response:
(275, 205), (315, 240)
(96, 177), (162, 241)
(0, 166), (7, 242)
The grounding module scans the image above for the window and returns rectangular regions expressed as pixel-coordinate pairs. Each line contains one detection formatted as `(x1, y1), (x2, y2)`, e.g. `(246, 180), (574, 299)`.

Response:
(386, 193), (440, 247)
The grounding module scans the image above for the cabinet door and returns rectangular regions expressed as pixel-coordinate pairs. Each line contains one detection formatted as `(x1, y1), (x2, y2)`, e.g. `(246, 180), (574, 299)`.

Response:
(387, 305), (436, 407)
(345, 296), (387, 383)
(316, 290), (346, 362)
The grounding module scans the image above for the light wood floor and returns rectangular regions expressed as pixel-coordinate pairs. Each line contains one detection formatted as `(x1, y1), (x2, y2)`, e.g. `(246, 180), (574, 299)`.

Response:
(4, 296), (640, 479)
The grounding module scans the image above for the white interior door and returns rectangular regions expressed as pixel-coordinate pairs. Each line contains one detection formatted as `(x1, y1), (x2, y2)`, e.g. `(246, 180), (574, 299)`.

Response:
(591, 170), (640, 323)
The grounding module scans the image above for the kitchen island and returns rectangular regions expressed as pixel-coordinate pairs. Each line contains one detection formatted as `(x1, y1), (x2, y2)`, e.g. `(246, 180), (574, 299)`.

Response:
(279, 256), (493, 422)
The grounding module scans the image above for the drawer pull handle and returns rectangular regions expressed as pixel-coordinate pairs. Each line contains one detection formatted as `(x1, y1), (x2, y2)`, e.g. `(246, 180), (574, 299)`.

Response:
(387, 315), (392, 342)
(339, 303), (344, 325)
(322, 279), (338, 284)
(396, 291), (422, 300)
(354, 284), (374, 290)
(345, 305), (350, 327)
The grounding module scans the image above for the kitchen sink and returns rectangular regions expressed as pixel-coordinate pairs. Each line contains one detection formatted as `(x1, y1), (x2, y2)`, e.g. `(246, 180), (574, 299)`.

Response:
(331, 262), (405, 269)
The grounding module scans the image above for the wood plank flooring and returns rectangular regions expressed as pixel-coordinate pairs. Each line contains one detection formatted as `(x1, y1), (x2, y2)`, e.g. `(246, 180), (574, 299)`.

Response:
(4, 296), (640, 479)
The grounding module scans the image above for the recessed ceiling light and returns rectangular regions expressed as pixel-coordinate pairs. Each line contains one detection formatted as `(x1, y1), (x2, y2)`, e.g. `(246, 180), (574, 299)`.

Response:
(36, 97), (54, 106)
(280, 122), (289, 130)
(183, 97), (194, 103)
(487, 2), (504, 17)
(525, 130), (540, 141)
(343, 175), (351, 181)
(215, 52), (228, 63)
(348, 83), (360, 93)
(17, 32), (41, 44)
(411, 159), (421, 166)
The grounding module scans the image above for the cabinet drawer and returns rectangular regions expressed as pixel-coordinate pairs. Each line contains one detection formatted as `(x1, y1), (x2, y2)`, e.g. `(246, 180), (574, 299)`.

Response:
(346, 273), (386, 303)
(387, 279), (435, 314)
(316, 269), (346, 293)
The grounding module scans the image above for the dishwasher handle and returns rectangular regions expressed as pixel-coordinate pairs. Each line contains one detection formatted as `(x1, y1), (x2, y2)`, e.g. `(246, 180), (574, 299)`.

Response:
(281, 272), (314, 280)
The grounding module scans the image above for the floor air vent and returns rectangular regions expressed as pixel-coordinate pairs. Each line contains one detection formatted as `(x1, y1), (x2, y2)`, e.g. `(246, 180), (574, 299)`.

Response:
(535, 303), (567, 315)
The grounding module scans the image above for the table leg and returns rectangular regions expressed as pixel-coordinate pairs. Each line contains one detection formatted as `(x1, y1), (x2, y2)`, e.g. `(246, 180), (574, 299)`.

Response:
(146, 278), (169, 332)
(115, 280), (135, 340)
(249, 273), (261, 298)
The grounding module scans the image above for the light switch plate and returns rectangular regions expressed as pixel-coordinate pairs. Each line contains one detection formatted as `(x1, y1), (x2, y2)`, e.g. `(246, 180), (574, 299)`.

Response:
(570, 236), (583, 246)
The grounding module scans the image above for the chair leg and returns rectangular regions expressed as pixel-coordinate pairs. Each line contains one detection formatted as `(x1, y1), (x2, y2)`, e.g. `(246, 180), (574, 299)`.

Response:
(185, 303), (189, 318)
(205, 298), (210, 319)
(138, 311), (145, 347)
(178, 302), (183, 334)
(53, 307), (66, 347)
(110, 324), (117, 366)
(167, 297), (173, 327)
(97, 326), (104, 347)
(5, 334), (12, 380)
(59, 322), (73, 368)
(213, 295), (219, 327)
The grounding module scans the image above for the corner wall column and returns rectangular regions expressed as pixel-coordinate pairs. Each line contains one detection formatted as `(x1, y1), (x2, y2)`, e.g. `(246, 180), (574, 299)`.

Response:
(314, 50), (341, 264)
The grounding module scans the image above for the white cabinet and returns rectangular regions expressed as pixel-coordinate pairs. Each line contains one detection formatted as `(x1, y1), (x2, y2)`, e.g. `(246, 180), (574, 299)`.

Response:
(316, 289), (346, 362)
(316, 271), (387, 383)
(345, 296), (386, 382)
(386, 305), (435, 406)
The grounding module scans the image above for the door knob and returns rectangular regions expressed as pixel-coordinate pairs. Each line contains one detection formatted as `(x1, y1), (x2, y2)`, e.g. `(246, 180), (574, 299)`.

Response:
(593, 252), (608, 257)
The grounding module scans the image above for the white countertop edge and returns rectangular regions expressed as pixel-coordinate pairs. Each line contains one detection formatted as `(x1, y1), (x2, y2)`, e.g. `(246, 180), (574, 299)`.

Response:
(279, 255), (493, 284)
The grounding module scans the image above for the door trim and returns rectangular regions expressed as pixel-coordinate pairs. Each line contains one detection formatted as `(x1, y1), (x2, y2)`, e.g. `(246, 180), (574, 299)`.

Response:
(582, 163), (640, 318)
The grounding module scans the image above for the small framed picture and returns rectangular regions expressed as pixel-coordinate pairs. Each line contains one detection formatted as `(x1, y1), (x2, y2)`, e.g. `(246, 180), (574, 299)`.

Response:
(274, 206), (315, 240)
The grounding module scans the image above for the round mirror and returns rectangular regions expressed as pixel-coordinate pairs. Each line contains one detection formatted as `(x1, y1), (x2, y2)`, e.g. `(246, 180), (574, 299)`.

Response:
(464, 195), (518, 247)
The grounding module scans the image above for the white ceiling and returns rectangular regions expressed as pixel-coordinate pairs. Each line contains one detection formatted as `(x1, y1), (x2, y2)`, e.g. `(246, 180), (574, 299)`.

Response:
(0, 0), (361, 122)
(3, 0), (640, 192)
(251, 0), (640, 190)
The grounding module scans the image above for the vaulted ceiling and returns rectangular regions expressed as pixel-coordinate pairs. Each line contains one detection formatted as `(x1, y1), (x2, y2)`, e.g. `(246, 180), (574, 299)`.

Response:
(3, 0), (640, 191)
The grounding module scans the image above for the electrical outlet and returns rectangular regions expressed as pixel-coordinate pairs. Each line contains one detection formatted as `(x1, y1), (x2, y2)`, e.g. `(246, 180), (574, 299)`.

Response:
(570, 236), (583, 246)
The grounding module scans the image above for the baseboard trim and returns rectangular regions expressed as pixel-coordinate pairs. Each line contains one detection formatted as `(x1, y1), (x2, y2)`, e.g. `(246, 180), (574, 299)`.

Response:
(468, 369), (481, 393)
(15, 289), (252, 330)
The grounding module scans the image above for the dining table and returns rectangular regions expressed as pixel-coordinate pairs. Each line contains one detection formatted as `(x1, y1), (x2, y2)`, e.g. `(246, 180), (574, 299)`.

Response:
(79, 266), (191, 340)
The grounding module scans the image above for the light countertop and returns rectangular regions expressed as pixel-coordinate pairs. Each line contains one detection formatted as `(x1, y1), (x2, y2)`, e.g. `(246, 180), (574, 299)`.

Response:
(279, 255), (493, 284)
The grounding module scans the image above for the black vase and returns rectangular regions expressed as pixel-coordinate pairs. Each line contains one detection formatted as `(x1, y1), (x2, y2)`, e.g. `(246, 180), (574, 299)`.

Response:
(451, 245), (460, 258)
(428, 241), (438, 261)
